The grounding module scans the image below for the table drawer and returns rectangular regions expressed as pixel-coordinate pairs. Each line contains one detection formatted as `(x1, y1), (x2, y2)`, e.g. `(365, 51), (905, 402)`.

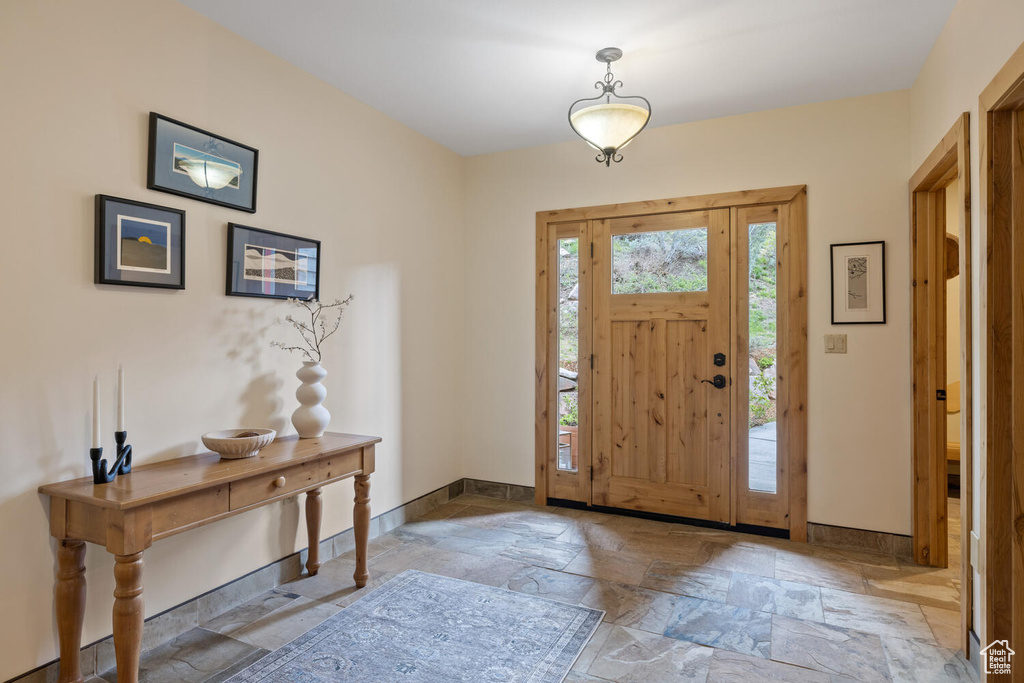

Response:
(152, 486), (229, 537)
(229, 460), (322, 510)
(319, 448), (364, 482)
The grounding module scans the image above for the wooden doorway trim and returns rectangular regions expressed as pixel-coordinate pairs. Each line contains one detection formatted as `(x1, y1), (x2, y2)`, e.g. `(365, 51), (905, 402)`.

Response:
(535, 185), (807, 541)
(909, 113), (972, 566)
(731, 195), (809, 538)
(909, 113), (973, 656)
(535, 219), (591, 505)
(979, 39), (1024, 658)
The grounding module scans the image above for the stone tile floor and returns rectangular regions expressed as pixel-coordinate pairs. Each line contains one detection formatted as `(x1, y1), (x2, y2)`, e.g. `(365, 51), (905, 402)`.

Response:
(89, 494), (973, 682)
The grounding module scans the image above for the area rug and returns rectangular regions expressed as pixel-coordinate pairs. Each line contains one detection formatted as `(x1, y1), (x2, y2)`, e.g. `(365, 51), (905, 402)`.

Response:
(226, 570), (605, 683)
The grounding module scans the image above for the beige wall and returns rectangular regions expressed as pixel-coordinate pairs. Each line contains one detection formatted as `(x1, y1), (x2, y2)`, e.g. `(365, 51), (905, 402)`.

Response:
(463, 90), (914, 535)
(0, 1), (465, 679)
(909, 0), (1024, 634)
(4, 0), (1020, 677)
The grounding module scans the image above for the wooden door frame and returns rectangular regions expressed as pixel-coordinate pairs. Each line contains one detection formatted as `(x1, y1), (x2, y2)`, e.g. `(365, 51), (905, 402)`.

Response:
(979, 39), (1024, 659)
(732, 200), (808, 534)
(535, 220), (592, 505)
(909, 113), (973, 655)
(535, 185), (808, 541)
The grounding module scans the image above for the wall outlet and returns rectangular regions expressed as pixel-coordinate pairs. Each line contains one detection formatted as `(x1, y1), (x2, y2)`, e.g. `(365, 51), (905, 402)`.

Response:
(824, 334), (848, 354)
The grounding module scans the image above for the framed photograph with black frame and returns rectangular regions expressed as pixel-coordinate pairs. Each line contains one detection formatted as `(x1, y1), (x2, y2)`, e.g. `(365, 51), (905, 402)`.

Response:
(226, 223), (320, 300)
(147, 112), (259, 213)
(95, 195), (185, 289)
(830, 240), (886, 324)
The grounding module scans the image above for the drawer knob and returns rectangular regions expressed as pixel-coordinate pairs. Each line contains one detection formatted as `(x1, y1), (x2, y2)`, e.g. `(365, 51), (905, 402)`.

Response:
(273, 476), (286, 489)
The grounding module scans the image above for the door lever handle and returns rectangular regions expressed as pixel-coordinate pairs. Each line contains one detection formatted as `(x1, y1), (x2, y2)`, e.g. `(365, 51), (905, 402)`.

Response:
(702, 375), (727, 389)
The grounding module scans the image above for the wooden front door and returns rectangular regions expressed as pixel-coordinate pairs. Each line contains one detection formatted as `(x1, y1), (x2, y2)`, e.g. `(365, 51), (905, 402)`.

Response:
(592, 209), (732, 521)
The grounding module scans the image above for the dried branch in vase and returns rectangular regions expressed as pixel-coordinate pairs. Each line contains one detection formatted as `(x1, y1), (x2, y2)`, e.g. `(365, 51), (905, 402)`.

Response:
(271, 295), (354, 363)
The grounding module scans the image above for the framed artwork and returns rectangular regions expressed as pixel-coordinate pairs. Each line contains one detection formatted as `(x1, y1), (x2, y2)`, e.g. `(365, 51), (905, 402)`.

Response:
(830, 240), (886, 324)
(147, 112), (259, 213)
(95, 195), (185, 289)
(226, 223), (320, 300)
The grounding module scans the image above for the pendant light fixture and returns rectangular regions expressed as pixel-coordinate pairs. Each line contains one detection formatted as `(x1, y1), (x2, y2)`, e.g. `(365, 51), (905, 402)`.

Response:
(177, 156), (242, 190)
(568, 47), (652, 166)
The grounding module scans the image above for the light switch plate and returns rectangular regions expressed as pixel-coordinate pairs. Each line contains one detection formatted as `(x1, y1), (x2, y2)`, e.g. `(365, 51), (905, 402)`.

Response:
(824, 334), (848, 354)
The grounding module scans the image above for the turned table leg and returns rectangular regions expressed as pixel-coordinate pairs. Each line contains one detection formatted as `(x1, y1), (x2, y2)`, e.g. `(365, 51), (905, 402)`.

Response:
(305, 488), (323, 576)
(56, 539), (86, 683)
(353, 474), (371, 588)
(113, 552), (144, 683)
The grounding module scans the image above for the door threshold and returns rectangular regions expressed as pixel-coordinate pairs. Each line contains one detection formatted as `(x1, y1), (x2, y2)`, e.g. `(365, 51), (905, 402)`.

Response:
(546, 498), (790, 539)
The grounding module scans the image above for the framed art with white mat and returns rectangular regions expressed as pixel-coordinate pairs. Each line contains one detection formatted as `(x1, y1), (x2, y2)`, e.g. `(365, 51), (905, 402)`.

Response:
(95, 194), (185, 289)
(830, 240), (886, 324)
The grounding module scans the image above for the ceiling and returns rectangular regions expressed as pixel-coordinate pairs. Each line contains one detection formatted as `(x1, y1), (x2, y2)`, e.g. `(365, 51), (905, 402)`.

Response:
(179, 0), (956, 157)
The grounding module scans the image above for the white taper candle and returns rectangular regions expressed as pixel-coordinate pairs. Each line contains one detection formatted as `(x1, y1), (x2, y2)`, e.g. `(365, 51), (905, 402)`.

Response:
(117, 365), (125, 432)
(92, 376), (101, 449)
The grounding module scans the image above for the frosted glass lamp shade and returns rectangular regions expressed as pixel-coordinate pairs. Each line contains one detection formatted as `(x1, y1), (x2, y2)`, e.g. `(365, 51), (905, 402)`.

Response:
(177, 158), (242, 190)
(570, 103), (650, 153)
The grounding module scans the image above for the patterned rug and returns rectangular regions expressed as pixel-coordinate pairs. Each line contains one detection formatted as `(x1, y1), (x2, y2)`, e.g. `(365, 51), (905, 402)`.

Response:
(226, 570), (605, 683)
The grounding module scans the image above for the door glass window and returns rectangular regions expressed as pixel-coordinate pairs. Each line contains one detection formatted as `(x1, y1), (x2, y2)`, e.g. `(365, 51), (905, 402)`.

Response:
(612, 228), (708, 294)
(748, 222), (778, 493)
(557, 237), (579, 472)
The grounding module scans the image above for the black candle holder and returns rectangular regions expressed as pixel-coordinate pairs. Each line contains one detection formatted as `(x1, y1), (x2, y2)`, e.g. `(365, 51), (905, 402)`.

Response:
(91, 430), (133, 485)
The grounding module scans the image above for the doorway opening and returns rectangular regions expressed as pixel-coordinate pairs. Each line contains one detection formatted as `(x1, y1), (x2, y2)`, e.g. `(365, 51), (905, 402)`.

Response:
(908, 111), (972, 656)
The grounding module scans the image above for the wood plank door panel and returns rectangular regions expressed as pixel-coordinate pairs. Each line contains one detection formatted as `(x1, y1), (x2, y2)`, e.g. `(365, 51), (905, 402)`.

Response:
(593, 209), (731, 521)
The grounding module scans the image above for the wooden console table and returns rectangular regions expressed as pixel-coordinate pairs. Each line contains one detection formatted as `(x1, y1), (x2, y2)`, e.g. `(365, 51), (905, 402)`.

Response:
(39, 432), (380, 683)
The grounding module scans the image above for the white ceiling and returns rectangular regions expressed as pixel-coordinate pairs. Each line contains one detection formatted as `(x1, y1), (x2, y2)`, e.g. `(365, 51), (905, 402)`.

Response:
(179, 0), (956, 157)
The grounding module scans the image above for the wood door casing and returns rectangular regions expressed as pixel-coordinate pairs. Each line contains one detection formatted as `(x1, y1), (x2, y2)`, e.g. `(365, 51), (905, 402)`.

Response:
(908, 115), (972, 616)
(593, 209), (732, 521)
(537, 220), (591, 504)
(535, 185), (807, 539)
(979, 39), (1024, 665)
(912, 189), (949, 568)
(733, 205), (791, 529)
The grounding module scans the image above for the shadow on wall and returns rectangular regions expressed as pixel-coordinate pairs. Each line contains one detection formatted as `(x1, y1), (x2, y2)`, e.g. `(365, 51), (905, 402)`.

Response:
(20, 491), (67, 668)
(223, 306), (277, 369)
(221, 305), (289, 434)
(277, 495), (300, 557)
(239, 373), (287, 435)
(339, 264), (404, 497)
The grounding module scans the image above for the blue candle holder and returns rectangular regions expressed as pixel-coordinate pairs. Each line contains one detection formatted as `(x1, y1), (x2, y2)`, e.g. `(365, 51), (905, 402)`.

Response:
(90, 431), (133, 485)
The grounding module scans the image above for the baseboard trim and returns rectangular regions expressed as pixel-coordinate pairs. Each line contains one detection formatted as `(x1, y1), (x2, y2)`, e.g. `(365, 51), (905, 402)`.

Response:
(807, 522), (914, 560)
(462, 478), (535, 502)
(968, 628), (981, 675)
(9, 478), (466, 683)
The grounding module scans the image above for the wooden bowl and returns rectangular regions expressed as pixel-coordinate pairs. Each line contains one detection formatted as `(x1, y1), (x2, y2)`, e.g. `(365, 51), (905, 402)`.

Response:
(202, 429), (276, 459)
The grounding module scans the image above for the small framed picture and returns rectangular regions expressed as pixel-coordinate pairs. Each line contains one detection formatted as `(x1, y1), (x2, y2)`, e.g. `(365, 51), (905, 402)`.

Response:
(226, 223), (320, 300)
(147, 112), (259, 213)
(830, 240), (886, 324)
(95, 195), (185, 289)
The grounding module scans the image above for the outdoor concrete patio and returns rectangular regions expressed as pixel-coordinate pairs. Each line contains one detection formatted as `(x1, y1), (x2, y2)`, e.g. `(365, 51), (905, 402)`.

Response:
(749, 422), (778, 494)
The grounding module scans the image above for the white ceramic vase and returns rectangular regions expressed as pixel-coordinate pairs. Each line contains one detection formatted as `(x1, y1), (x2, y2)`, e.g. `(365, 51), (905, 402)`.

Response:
(292, 361), (331, 438)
